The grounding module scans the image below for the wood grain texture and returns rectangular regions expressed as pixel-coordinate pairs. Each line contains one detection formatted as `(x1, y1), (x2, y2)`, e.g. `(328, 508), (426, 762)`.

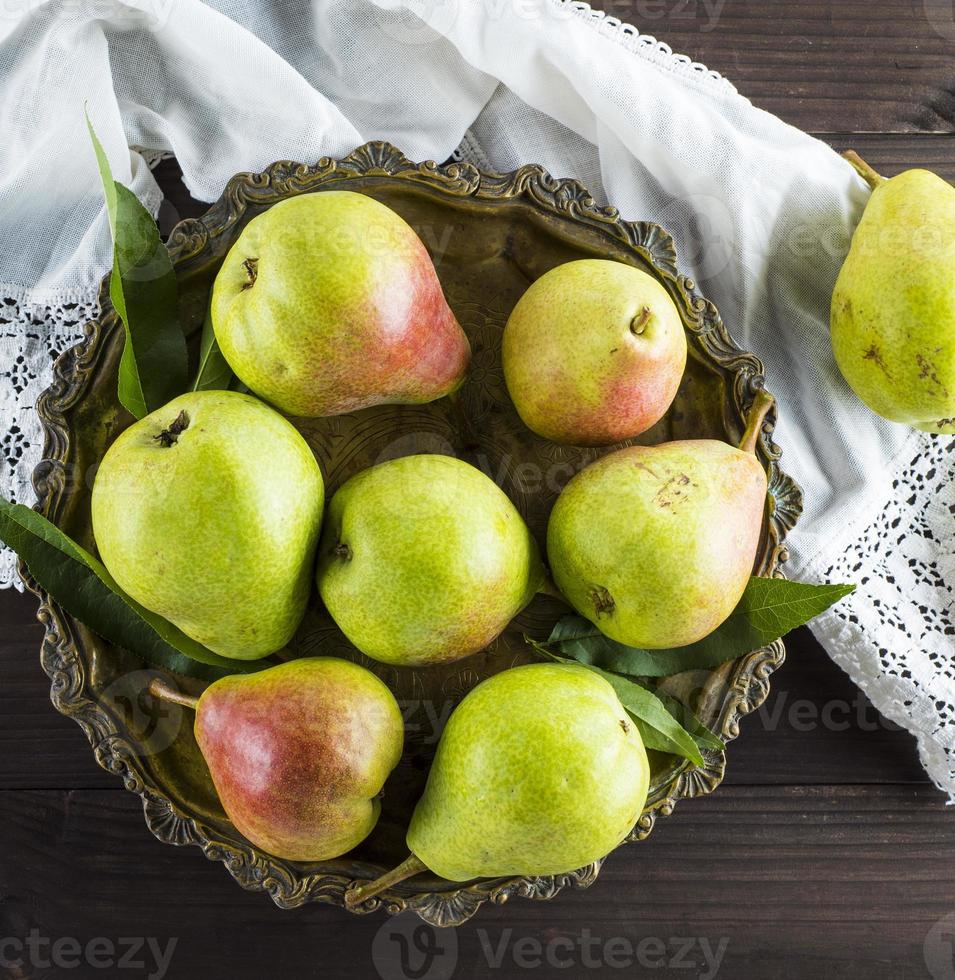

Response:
(4, 6), (954, 974)
(0, 786), (951, 979)
(591, 0), (955, 134)
(0, 591), (112, 789)
(829, 132), (955, 179)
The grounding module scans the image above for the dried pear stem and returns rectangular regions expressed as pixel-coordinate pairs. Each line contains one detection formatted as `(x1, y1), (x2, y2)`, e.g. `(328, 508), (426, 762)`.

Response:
(345, 853), (429, 909)
(842, 151), (886, 189)
(738, 388), (774, 455)
(148, 676), (199, 711)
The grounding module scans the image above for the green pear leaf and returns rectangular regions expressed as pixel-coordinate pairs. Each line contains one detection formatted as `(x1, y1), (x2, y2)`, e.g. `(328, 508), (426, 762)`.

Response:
(527, 638), (705, 766)
(193, 309), (234, 391)
(543, 578), (855, 678)
(652, 690), (725, 753)
(87, 113), (188, 418)
(595, 670), (705, 766)
(0, 499), (264, 681)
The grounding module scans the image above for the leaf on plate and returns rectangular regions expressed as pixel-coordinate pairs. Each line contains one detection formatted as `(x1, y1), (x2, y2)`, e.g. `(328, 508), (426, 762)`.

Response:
(652, 690), (725, 753)
(87, 112), (188, 418)
(0, 499), (263, 682)
(544, 616), (674, 677)
(193, 309), (234, 391)
(527, 638), (705, 766)
(543, 577), (855, 678)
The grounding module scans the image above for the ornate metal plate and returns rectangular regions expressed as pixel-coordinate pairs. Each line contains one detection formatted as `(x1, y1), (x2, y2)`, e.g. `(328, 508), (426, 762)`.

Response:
(28, 142), (802, 926)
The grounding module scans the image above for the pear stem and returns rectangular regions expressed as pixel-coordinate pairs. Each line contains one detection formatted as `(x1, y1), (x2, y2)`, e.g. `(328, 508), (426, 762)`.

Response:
(345, 853), (429, 909)
(148, 676), (199, 712)
(842, 150), (886, 190)
(738, 388), (774, 456)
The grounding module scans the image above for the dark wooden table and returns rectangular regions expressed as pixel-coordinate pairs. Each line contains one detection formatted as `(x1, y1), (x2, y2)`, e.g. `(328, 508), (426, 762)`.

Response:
(3, 3), (954, 978)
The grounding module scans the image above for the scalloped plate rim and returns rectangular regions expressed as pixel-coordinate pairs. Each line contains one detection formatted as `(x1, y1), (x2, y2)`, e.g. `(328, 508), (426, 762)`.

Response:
(25, 140), (803, 927)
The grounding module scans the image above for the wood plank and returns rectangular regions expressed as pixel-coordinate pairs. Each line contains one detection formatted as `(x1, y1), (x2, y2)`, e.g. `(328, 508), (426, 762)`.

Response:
(826, 132), (955, 179)
(0, 786), (948, 978)
(721, 626), (926, 787)
(0, 590), (113, 789)
(594, 0), (955, 134)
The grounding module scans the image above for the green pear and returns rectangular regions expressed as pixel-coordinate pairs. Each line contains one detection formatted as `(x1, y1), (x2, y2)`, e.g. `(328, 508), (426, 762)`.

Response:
(316, 454), (544, 666)
(211, 191), (471, 418)
(92, 390), (323, 659)
(150, 657), (403, 862)
(346, 662), (650, 903)
(502, 259), (687, 446)
(546, 392), (772, 649)
(831, 152), (955, 433)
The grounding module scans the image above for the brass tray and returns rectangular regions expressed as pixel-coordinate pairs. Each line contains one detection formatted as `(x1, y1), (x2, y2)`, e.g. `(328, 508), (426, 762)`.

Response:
(29, 141), (802, 926)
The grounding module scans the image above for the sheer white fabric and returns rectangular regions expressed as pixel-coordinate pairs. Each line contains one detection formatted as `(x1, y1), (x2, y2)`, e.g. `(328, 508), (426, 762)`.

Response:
(1, 0), (951, 792)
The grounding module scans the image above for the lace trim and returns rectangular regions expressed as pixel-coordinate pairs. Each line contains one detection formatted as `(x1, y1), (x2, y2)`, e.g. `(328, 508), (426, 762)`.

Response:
(553, 0), (733, 91)
(451, 132), (494, 171)
(804, 432), (955, 800)
(135, 147), (175, 170)
(0, 291), (97, 590)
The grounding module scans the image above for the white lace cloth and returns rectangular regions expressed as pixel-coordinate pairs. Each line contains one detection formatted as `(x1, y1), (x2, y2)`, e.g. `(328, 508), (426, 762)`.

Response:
(0, 290), (101, 588)
(1, 0), (952, 794)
